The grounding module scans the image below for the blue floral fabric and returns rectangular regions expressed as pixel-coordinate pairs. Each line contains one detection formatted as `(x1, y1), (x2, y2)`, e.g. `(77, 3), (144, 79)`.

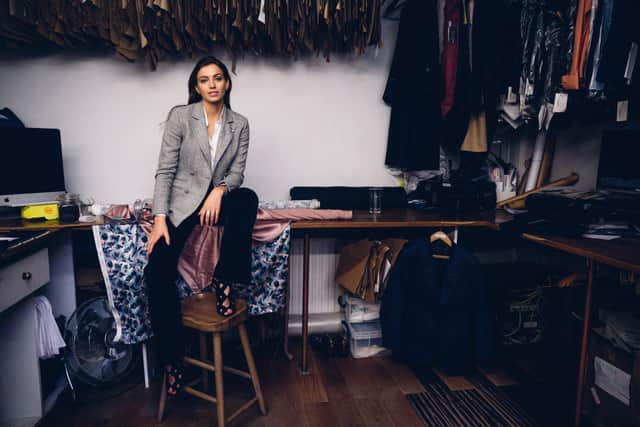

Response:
(93, 223), (153, 344)
(93, 223), (290, 345)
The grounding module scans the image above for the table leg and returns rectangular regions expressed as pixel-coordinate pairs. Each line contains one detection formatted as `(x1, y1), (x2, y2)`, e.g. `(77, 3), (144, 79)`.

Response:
(283, 242), (293, 361)
(142, 342), (150, 389)
(575, 259), (595, 427)
(301, 233), (310, 375)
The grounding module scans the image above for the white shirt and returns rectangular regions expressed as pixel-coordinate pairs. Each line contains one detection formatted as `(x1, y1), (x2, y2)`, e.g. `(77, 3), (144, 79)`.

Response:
(203, 103), (224, 171)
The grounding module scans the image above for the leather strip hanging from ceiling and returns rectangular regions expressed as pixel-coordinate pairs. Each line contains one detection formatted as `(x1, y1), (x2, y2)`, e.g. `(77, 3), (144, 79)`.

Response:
(0, 0), (383, 70)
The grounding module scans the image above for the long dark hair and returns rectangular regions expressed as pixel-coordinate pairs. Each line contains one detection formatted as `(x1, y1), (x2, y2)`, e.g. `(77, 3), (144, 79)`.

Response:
(187, 56), (232, 109)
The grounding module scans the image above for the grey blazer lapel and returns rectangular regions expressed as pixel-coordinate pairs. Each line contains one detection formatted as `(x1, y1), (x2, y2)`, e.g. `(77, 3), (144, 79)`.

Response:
(190, 103), (212, 168)
(213, 107), (234, 170)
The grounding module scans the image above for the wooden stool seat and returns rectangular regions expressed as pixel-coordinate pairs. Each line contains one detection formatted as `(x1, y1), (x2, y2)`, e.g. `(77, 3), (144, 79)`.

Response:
(157, 296), (267, 426)
(182, 294), (248, 332)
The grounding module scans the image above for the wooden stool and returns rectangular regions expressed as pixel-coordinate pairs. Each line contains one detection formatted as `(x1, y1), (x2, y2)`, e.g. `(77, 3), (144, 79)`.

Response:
(157, 295), (267, 426)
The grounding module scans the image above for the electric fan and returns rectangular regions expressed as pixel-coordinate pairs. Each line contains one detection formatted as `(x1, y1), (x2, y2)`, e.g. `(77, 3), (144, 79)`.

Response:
(63, 297), (139, 399)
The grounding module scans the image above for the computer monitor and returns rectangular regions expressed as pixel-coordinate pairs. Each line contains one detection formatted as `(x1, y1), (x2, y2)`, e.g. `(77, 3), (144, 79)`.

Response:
(597, 129), (640, 192)
(0, 128), (67, 207)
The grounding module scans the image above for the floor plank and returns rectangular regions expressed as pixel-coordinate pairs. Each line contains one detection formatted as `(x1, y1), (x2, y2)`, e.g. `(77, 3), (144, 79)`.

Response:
(377, 356), (426, 394)
(354, 398), (396, 427)
(477, 366), (518, 387)
(382, 391), (426, 427)
(329, 398), (368, 427)
(298, 350), (329, 403)
(433, 368), (476, 391)
(304, 402), (341, 427)
(261, 357), (310, 427)
(336, 357), (398, 399)
(314, 352), (352, 401)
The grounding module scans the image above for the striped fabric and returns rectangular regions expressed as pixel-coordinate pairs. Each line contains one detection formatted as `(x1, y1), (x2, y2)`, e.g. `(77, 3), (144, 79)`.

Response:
(407, 375), (538, 427)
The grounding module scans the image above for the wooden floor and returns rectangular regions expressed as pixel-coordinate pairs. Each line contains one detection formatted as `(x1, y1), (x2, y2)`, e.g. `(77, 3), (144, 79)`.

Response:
(41, 344), (427, 427)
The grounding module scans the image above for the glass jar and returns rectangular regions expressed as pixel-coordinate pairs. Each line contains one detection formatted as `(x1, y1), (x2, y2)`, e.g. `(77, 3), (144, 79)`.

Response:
(57, 193), (80, 223)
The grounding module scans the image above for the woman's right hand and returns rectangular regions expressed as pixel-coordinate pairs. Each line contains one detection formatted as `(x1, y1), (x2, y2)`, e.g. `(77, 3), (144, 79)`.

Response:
(147, 215), (170, 255)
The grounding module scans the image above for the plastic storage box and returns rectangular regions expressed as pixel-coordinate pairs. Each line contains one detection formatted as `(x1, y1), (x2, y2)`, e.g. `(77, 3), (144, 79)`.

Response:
(343, 320), (389, 359)
(339, 294), (380, 323)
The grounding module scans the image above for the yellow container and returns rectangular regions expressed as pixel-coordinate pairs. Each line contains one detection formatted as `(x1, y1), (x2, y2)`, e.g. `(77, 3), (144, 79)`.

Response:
(21, 203), (60, 220)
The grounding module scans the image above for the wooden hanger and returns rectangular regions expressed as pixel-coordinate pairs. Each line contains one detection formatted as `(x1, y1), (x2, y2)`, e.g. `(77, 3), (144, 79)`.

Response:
(430, 231), (452, 260)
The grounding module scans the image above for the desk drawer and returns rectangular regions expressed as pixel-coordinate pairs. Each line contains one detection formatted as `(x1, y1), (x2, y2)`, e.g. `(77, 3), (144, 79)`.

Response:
(0, 248), (50, 313)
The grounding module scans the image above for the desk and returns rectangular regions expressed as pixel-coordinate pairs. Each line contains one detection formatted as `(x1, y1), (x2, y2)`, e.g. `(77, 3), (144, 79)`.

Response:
(0, 226), (82, 425)
(289, 209), (511, 374)
(522, 233), (640, 427)
(0, 217), (103, 233)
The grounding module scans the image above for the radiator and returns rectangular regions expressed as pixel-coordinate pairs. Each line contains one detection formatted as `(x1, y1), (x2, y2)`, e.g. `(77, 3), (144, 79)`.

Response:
(287, 238), (344, 335)
(288, 237), (342, 315)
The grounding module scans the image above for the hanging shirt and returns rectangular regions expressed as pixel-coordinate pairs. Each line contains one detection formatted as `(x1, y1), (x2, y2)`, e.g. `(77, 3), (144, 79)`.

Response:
(203, 103), (223, 171)
(440, 0), (461, 118)
(562, 0), (594, 90)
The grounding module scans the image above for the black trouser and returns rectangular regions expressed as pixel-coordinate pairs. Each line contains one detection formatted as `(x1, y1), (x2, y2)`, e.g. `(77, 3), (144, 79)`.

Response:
(145, 187), (259, 366)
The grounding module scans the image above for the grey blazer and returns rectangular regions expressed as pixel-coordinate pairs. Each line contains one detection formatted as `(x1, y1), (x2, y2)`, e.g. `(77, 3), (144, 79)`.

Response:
(152, 102), (250, 226)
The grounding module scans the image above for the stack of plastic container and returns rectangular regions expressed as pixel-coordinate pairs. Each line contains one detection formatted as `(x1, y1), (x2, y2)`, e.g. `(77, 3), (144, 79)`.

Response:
(339, 294), (389, 358)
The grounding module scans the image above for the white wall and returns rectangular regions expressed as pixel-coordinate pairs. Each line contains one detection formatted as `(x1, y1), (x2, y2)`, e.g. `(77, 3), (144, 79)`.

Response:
(509, 120), (640, 193)
(508, 125), (601, 192)
(0, 22), (400, 205)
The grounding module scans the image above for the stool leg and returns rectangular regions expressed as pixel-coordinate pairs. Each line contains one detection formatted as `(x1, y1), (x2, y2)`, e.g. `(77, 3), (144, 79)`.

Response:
(238, 323), (267, 415)
(200, 332), (209, 392)
(213, 332), (225, 427)
(157, 372), (167, 422)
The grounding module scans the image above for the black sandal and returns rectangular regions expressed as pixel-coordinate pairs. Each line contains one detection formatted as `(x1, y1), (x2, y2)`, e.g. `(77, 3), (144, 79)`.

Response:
(165, 364), (183, 396)
(213, 278), (236, 317)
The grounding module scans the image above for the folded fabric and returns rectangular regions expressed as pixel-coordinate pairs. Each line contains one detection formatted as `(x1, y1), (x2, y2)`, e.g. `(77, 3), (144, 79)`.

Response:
(34, 296), (66, 359)
(178, 208), (352, 291)
(258, 199), (320, 209)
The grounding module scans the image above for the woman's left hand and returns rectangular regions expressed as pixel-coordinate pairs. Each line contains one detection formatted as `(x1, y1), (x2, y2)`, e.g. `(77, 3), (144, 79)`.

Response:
(199, 185), (226, 226)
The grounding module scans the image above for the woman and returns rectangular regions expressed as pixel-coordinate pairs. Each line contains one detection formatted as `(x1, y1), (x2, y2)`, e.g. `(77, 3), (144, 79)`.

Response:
(145, 56), (258, 395)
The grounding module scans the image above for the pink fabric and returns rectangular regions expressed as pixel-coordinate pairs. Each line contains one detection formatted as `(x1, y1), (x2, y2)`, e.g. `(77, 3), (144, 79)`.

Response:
(177, 208), (352, 292)
(105, 205), (135, 220)
(177, 225), (224, 292)
(252, 208), (353, 243)
(256, 208), (352, 222)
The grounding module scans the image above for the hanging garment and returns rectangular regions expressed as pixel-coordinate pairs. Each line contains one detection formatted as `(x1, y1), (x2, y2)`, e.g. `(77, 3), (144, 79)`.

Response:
(443, 0), (505, 153)
(460, 112), (487, 152)
(543, 11), (564, 104)
(380, 240), (491, 375)
(34, 296), (66, 359)
(598, 0), (640, 90)
(586, 0), (614, 94)
(383, 0), (443, 171)
(440, 0), (462, 118)
(563, 0), (579, 76)
(519, 0), (545, 106)
(562, 0), (594, 90)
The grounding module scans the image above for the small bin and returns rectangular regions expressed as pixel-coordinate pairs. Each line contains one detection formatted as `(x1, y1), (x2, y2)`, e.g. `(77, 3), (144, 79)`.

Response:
(339, 294), (380, 323)
(343, 320), (389, 359)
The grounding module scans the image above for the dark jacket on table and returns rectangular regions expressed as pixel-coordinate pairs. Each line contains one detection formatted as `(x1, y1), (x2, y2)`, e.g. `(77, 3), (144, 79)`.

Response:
(380, 240), (491, 375)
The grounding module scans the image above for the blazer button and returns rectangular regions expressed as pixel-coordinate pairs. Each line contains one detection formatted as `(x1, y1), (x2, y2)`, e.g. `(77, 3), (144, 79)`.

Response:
(190, 172), (195, 176)
(185, 189), (190, 194)
(425, 66), (431, 72)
